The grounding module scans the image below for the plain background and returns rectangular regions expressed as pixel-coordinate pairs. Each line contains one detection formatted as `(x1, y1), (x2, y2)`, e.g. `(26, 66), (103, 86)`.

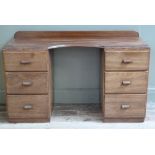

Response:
(0, 25), (155, 106)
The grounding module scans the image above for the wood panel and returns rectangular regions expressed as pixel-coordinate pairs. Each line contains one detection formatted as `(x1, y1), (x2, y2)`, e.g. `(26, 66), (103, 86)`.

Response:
(100, 49), (105, 110)
(104, 94), (146, 119)
(3, 31), (150, 51)
(105, 71), (148, 93)
(5, 72), (49, 94)
(14, 31), (139, 39)
(48, 51), (53, 113)
(105, 48), (150, 71)
(3, 51), (49, 71)
(7, 95), (50, 120)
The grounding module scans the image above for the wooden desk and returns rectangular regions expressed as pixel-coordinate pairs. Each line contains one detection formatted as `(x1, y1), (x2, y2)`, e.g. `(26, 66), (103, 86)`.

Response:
(2, 31), (150, 123)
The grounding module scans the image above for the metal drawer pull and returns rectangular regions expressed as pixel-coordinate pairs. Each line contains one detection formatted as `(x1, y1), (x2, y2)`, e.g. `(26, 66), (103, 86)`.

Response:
(122, 80), (131, 85)
(22, 81), (33, 86)
(23, 104), (33, 110)
(20, 60), (32, 64)
(121, 104), (130, 109)
(122, 59), (133, 64)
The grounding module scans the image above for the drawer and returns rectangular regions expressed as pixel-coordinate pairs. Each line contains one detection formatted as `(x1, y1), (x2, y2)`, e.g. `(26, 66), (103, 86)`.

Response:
(104, 94), (146, 118)
(7, 95), (50, 119)
(6, 72), (49, 94)
(105, 48), (150, 71)
(105, 71), (148, 93)
(3, 51), (49, 71)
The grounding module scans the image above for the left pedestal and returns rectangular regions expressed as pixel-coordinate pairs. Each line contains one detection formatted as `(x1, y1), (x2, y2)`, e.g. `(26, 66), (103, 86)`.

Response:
(3, 50), (52, 123)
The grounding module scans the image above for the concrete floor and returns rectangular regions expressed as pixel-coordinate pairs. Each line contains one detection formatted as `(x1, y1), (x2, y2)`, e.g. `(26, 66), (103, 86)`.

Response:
(0, 103), (155, 129)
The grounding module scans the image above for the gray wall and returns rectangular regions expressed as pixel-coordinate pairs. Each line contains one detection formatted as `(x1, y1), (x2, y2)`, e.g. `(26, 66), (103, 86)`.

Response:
(0, 25), (154, 105)
(53, 47), (100, 104)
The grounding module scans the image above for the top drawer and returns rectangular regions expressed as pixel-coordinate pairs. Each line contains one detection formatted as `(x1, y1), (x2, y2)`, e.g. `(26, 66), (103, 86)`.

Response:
(105, 48), (150, 71)
(3, 51), (49, 71)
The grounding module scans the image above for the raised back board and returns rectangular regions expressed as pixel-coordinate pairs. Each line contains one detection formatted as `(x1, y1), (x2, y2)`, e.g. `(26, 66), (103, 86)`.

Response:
(14, 31), (139, 39)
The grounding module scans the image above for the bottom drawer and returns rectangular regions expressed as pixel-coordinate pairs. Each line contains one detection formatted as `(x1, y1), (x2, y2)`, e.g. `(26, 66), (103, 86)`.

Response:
(7, 95), (51, 122)
(104, 94), (147, 119)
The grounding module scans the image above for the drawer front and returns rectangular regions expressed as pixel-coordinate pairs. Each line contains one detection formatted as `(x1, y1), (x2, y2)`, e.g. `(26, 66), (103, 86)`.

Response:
(6, 72), (49, 94)
(104, 94), (146, 118)
(105, 49), (150, 71)
(7, 95), (50, 119)
(105, 71), (148, 93)
(3, 51), (49, 71)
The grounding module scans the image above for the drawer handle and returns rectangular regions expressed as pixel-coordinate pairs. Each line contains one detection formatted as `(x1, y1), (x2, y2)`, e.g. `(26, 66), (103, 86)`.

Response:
(23, 104), (33, 110)
(22, 80), (33, 86)
(121, 104), (130, 109)
(122, 59), (133, 64)
(20, 60), (32, 64)
(122, 80), (131, 86)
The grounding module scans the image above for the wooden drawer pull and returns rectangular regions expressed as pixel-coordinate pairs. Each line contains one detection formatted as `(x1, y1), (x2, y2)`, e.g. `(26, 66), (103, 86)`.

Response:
(122, 80), (131, 85)
(122, 59), (133, 64)
(23, 104), (33, 110)
(121, 104), (130, 109)
(22, 80), (33, 86)
(20, 60), (32, 64)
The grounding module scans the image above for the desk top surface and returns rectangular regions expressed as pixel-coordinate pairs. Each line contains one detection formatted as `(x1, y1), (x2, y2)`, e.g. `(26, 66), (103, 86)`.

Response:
(3, 31), (150, 51)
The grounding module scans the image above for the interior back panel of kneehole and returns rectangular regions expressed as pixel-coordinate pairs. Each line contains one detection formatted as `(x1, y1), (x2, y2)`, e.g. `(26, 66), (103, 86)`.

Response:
(49, 47), (103, 117)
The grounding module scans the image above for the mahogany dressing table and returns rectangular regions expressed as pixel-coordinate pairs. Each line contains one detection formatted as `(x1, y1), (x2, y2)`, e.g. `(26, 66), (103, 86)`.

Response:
(2, 31), (150, 123)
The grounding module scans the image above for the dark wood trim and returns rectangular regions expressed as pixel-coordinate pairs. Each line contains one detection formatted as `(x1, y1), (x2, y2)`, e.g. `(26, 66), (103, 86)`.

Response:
(103, 118), (145, 122)
(14, 31), (139, 39)
(8, 118), (50, 123)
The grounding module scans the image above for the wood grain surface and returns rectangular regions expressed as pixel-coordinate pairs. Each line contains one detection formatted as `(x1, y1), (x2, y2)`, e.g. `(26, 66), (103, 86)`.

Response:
(104, 94), (146, 119)
(14, 31), (139, 39)
(2, 31), (149, 51)
(105, 48), (150, 71)
(7, 95), (50, 121)
(5, 72), (49, 94)
(105, 71), (148, 93)
(3, 51), (49, 71)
